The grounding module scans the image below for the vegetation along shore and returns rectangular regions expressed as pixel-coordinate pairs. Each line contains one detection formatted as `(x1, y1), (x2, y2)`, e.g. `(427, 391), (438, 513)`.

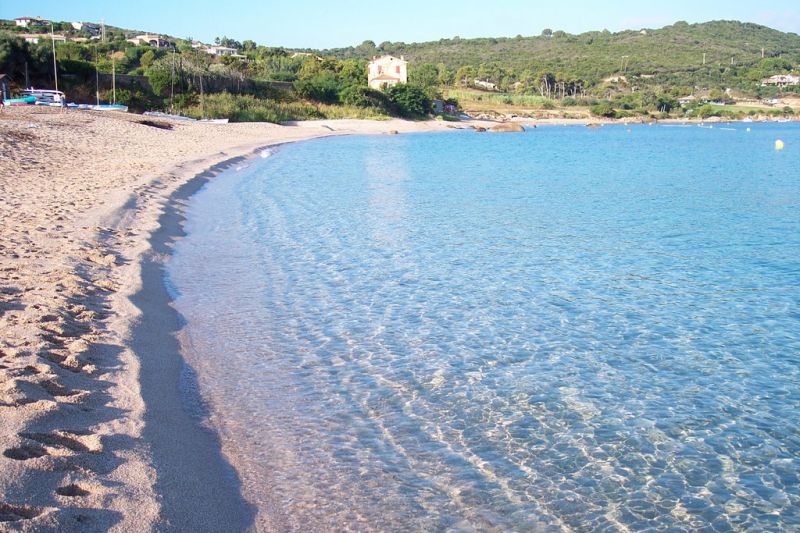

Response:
(1, 18), (799, 122)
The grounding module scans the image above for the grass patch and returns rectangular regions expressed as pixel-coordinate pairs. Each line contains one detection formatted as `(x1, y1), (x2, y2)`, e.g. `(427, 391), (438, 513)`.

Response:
(447, 89), (551, 108)
(181, 92), (391, 123)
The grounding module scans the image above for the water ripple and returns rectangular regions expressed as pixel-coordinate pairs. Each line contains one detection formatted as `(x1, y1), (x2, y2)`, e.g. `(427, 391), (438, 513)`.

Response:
(169, 125), (800, 531)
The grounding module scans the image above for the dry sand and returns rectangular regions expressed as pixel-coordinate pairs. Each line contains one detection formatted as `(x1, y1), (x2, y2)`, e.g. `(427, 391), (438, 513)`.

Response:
(0, 107), (478, 531)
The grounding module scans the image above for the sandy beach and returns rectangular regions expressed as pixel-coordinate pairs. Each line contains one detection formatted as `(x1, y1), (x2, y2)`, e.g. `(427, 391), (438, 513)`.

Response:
(0, 107), (477, 531)
(3, 107), (792, 530)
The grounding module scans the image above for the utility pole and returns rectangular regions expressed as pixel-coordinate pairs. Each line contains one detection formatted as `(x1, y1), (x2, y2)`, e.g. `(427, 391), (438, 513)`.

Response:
(762, 47), (765, 59)
(170, 48), (176, 112)
(95, 46), (100, 105)
(101, 19), (106, 42)
(112, 57), (116, 104)
(50, 23), (58, 93)
(703, 52), (706, 65)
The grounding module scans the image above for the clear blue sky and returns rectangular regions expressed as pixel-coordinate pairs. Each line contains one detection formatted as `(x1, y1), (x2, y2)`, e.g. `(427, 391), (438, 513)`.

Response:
(2, 0), (799, 49)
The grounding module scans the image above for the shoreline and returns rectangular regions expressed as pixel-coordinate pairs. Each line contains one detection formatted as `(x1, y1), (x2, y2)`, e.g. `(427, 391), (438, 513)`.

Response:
(0, 108), (480, 531)
(0, 108), (795, 530)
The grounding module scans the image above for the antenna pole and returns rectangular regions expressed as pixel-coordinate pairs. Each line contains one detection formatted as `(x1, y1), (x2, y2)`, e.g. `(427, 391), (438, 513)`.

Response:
(95, 46), (100, 105)
(51, 23), (58, 93)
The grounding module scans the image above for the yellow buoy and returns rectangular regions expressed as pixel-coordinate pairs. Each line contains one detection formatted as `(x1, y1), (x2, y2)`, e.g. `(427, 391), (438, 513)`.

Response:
(775, 139), (785, 150)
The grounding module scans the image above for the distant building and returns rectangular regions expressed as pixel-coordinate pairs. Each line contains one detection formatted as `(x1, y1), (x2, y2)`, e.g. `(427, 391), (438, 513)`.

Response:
(205, 46), (238, 56)
(368, 55), (408, 89)
(762, 74), (800, 87)
(72, 22), (101, 35)
(291, 52), (324, 60)
(126, 34), (172, 48)
(15, 16), (50, 28)
(204, 46), (247, 60)
(20, 33), (66, 45)
(474, 79), (498, 91)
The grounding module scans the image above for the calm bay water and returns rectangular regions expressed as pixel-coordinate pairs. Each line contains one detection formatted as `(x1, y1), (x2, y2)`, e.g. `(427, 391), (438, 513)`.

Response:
(167, 124), (800, 531)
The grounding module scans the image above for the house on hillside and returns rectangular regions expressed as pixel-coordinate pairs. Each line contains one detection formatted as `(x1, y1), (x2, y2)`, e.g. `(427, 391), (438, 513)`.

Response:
(21, 33), (67, 45)
(368, 55), (408, 89)
(15, 16), (50, 28)
(204, 46), (247, 60)
(71, 22), (101, 35)
(762, 74), (800, 87)
(126, 34), (172, 48)
(474, 79), (498, 91)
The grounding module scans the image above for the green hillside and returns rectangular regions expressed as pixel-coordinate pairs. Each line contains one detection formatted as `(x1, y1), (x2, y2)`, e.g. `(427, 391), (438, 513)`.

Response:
(1, 17), (798, 121)
(318, 21), (800, 93)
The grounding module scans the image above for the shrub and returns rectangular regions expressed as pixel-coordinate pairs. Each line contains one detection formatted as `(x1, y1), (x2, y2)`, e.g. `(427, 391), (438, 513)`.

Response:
(697, 104), (719, 119)
(293, 73), (340, 104)
(339, 85), (393, 113)
(385, 84), (432, 118)
(590, 103), (616, 118)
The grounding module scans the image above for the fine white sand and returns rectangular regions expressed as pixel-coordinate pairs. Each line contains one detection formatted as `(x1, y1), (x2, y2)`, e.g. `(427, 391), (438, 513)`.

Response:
(0, 107), (493, 531)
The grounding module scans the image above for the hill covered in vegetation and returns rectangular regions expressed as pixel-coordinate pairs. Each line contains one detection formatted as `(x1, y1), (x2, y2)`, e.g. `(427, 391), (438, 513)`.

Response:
(319, 21), (800, 96)
(1, 18), (798, 122)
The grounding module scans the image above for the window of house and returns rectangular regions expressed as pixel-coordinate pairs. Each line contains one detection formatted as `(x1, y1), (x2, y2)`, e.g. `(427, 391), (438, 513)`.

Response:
(396, 66), (401, 74)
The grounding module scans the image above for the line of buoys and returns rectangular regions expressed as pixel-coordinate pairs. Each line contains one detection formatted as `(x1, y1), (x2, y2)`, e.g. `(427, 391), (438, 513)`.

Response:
(775, 139), (785, 150)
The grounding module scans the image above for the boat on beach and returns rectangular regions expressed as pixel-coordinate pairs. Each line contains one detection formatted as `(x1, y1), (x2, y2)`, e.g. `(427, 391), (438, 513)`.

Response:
(4, 95), (37, 106)
(73, 103), (129, 112)
(22, 88), (67, 106)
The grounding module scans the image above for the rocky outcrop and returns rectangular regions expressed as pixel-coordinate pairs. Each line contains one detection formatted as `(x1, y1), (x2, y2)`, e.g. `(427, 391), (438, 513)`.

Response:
(489, 122), (525, 133)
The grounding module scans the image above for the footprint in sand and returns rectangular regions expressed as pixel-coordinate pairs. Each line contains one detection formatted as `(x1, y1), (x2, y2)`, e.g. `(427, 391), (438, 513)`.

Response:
(55, 484), (91, 497)
(20, 430), (102, 454)
(0, 502), (44, 522)
(3, 444), (48, 461)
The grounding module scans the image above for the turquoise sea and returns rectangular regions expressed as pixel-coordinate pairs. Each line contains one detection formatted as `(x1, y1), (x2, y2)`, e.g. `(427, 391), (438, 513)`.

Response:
(167, 124), (800, 531)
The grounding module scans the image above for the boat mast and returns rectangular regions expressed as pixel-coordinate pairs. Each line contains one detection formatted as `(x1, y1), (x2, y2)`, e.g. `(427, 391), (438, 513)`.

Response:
(112, 57), (116, 104)
(50, 23), (58, 93)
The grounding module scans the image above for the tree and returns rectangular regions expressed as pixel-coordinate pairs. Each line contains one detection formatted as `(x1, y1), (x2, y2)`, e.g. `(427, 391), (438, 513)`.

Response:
(386, 84), (432, 118)
(590, 103), (616, 117)
(293, 73), (340, 104)
(541, 28), (553, 38)
(437, 63), (452, 87)
(455, 65), (475, 87)
(410, 63), (440, 95)
(140, 49), (156, 69)
(338, 58), (364, 83)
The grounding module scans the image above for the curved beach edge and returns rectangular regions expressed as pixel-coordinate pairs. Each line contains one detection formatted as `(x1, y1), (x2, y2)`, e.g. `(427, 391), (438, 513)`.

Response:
(0, 109), (481, 531)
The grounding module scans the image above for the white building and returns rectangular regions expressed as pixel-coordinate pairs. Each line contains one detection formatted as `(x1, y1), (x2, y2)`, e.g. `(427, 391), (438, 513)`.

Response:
(204, 46), (246, 60)
(762, 74), (800, 87)
(15, 16), (50, 28)
(20, 33), (67, 45)
(368, 55), (408, 89)
(126, 34), (172, 48)
(474, 79), (498, 91)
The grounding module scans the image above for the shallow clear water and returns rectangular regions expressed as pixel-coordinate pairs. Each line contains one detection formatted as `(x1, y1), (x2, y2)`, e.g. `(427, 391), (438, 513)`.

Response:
(168, 125), (800, 531)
